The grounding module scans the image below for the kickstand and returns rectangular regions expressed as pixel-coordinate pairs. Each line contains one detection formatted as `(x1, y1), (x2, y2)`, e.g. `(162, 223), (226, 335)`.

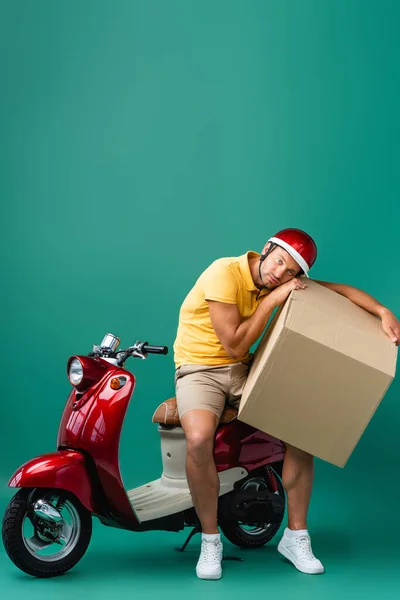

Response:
(174, 525), (201, 552)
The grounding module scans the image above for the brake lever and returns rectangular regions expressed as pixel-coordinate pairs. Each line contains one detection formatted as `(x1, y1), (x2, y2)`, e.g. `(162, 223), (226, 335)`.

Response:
(131, 350), (147, 360)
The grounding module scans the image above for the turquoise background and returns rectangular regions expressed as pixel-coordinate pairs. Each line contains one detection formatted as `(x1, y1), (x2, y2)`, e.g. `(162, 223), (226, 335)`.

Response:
(1, 0), (399, 597)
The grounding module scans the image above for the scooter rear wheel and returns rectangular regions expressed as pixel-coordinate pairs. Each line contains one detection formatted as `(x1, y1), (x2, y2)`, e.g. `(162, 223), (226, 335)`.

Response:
(2, 488), (92, 578)
(219, 467), (285, 548)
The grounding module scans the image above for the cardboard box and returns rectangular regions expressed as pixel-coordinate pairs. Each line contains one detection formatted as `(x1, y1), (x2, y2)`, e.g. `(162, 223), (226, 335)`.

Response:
(238, 280), (398, 467)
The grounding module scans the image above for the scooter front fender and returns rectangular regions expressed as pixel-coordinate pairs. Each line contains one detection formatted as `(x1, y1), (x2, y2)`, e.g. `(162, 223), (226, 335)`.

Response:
(8, 450), (97, 513)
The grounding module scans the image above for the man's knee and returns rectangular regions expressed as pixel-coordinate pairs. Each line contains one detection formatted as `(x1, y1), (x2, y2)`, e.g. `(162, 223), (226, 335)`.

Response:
(186, 429), (214, 457)
(181, 409), (219, 460)
(285, 443), (314, 463)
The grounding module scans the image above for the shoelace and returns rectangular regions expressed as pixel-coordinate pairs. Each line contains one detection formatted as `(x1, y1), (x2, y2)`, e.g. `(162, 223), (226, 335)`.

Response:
(296, 535), (316, 560)
(200, 541), (221, 564)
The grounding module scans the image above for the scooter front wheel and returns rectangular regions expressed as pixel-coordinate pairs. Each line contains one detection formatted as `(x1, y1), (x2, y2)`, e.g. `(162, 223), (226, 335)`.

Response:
(2, 488), (92, 578)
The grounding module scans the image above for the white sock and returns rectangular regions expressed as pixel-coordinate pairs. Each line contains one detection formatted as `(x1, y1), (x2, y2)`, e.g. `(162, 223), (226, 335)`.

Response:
(202, 533), (221, 543)
(286, 527), (308, 537)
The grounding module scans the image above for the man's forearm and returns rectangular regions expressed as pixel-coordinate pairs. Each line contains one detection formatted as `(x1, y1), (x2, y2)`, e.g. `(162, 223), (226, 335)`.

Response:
(315, 280), (387, 317)
(230, 295), (277, 358)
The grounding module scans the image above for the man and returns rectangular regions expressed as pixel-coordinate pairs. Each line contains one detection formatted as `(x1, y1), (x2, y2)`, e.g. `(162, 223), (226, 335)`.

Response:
(173, 228), (400, 580)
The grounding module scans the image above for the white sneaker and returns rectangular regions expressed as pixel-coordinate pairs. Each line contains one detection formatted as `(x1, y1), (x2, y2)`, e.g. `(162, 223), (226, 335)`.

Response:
(196, 539), (223, 580)
(278, 528), (324, 574)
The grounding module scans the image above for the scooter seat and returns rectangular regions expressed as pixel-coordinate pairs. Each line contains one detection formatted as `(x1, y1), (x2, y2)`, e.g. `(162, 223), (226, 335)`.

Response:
(152, 397), (238, 427)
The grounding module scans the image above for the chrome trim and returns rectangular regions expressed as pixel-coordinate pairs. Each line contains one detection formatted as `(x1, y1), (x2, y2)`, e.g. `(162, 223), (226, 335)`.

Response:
(101, 333), (120, 352)
(33, 499), (63, 523)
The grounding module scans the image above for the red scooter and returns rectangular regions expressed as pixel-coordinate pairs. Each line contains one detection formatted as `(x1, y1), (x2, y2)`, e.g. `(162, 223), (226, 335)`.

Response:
(2, 334), (286, 578)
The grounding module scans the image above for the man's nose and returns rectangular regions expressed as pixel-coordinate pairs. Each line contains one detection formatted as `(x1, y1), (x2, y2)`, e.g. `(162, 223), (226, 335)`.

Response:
(274, 266), (285, 279)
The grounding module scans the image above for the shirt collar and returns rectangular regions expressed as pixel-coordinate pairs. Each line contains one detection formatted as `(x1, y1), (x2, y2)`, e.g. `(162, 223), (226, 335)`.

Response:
(240, 251), (269, 296)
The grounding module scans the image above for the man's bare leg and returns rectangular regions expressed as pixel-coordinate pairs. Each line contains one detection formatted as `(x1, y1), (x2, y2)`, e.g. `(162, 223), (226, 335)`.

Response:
(278, 443), (324, 574)
(282, 443), (314, 529)
(180, 409), (220, 533)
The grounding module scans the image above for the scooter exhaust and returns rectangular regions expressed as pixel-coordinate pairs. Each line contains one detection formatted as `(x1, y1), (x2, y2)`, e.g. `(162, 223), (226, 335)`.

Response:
(33, 499), (63, 523)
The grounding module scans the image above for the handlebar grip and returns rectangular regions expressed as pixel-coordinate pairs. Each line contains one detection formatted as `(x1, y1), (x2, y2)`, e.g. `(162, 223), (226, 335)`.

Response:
(143, 344), (168, 355)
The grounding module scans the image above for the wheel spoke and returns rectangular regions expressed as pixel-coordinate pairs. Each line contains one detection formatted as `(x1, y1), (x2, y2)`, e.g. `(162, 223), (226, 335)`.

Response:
(25, 535), (53, 553)
(59, 520), (72, 544)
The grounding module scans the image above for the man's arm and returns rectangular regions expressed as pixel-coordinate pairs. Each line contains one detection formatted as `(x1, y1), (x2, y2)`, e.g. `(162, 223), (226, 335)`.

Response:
(208, 278), (307, 359)
(315, 280), (400, 345)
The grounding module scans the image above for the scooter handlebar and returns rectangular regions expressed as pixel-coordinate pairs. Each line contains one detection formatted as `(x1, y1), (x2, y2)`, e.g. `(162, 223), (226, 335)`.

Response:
(142, 344), (168, 355)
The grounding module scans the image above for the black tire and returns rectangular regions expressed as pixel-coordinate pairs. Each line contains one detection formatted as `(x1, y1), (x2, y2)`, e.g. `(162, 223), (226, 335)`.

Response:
(220, 466), (285, 548)
(2, 488), (92, 578)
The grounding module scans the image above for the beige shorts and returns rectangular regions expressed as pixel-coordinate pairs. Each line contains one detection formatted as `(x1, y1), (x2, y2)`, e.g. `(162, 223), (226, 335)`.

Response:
(175, 362), (250, 419)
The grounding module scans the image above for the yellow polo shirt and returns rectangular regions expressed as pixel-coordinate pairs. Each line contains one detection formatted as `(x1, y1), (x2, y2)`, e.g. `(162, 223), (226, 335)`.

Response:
(173, 252), (269, 367)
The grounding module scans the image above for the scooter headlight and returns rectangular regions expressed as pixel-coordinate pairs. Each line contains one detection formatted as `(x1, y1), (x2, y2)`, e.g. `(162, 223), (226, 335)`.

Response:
(68, 358), (83, 386)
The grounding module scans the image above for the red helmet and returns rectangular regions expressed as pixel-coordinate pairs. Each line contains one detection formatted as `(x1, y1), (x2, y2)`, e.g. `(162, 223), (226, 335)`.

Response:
(267, 228), (317, 277)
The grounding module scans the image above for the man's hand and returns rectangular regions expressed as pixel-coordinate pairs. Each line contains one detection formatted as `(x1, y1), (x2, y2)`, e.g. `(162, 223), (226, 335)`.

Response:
(380, 309), (400, 345)
(269, 277), (307, 307)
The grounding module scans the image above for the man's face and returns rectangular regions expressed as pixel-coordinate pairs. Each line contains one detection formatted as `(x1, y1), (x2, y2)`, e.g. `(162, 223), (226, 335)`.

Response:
(260, 244), (301, 289)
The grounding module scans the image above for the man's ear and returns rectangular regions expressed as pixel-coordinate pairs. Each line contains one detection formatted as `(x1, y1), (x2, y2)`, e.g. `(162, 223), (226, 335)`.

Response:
(261, 241), (272, 255)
